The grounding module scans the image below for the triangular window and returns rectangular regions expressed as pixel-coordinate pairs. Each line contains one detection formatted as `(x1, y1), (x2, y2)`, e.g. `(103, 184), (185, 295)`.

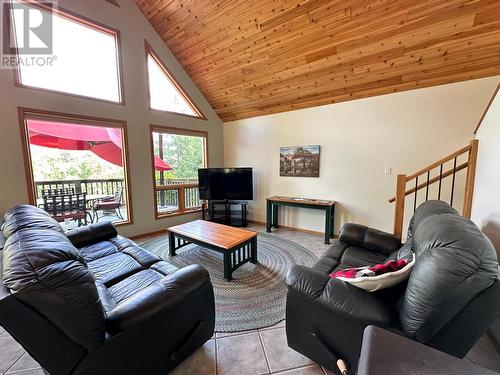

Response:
(146, 45), (204, 118)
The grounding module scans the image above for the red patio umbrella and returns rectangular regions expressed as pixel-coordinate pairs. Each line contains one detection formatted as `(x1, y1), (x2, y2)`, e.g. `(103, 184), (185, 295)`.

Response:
(27, 119), (172, 171)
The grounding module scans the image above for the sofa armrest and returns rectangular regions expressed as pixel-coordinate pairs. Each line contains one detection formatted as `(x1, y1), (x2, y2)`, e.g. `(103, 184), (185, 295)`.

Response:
(65, 221), (117, 248)
(106, 264), (211, 334)
(286, 265), (393, 325)
(339, 223), (401, 255)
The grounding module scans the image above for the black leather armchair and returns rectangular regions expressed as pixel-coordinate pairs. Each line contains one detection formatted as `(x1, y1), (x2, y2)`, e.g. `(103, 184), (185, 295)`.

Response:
(286, 201), (500, 373)
(0, 205), (215, 375)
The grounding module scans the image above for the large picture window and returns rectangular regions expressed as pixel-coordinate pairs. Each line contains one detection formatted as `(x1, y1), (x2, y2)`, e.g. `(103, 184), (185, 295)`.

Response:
(19, 108), (133, 229)
(150, 125), (208, 218)
(9, 1), (123, 103)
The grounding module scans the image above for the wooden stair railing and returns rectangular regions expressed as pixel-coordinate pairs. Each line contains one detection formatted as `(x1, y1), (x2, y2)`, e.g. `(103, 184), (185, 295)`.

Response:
(389, 139), (479, 239)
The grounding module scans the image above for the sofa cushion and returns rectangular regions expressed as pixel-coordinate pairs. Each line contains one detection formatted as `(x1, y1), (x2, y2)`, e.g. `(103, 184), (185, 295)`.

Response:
(340, 247), (387, 267)
(2, 229), (105, 351)
(339, 224), (401, 255)
(66, 221), (118, 248)
(79, 236), (163, 286)
(87, 252), (144, 286)
(2, 205), (63, 238)
(77, 234), (179, 310)
(399, 213), (499, 342)
(312, 241), (348, 274)
(108, 262), (178, 304)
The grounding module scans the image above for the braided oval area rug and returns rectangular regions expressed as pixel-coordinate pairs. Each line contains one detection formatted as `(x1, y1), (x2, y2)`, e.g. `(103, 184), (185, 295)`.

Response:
(139, 232), (317, 332)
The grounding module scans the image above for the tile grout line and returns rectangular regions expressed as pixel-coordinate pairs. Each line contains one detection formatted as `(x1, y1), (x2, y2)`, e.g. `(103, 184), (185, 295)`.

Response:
(271, 364), (323, 374)
(257, 330), (272, 374)
(2, 351), (26, 375)
(214, 337), (218, 375)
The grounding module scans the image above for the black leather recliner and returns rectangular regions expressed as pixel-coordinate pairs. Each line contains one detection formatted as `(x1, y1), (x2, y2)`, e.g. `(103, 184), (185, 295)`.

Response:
(286, 200), (500, 372)
(0, 205), (215, 375)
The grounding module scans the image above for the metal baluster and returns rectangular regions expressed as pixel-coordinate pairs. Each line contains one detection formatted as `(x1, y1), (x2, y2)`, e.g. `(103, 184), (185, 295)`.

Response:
(425, 170), (430, 201)
(438, 164), (443, 200)
(413, 176), (419, 212)
(450, 157), (457, 206)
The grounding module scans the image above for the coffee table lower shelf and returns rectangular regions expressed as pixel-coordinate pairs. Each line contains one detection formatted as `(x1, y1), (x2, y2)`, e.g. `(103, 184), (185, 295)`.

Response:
(168, 232), (258, 281)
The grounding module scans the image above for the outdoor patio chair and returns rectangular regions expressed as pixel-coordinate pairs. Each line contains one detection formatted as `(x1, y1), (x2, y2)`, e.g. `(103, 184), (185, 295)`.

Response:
(43, 193), (88, 226)
(93, 186), (124, 222)
(41, 187), (75, 197)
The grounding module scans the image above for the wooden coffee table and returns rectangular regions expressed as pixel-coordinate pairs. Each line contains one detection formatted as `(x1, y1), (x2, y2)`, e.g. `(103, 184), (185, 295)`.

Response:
(167, 220), (258, 281)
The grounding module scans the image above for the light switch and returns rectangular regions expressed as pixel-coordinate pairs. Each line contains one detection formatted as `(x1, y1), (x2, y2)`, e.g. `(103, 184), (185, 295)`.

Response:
(384, 167), (392, 175)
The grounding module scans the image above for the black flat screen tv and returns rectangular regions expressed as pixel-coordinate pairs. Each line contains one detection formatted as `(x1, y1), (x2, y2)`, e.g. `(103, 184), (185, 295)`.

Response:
(198, 167), (253, 201)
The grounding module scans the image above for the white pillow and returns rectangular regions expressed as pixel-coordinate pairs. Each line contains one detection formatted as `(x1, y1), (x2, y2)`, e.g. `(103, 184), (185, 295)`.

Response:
(334, 255), (415, 292)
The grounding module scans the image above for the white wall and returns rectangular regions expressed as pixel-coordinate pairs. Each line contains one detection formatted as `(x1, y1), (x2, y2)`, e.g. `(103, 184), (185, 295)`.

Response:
(0, 0), (223, 237)
(472, 85), (500, 257)
(470, 81), (500, 347)
(224, 77), (500, 235)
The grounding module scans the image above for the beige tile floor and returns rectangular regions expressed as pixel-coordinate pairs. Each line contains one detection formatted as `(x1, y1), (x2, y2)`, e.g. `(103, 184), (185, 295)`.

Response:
(1, 224), (499, 374)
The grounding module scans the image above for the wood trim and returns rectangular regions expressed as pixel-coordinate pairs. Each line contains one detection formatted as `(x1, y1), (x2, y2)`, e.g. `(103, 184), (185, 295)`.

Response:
(144, 41), (206, 120)
(105, 0), (120, 7)
(463, 139), (479, 218)
(150, 125), (209, 139)
(474, 82), (500, 134)
(248, 220), (335, 238)
(17, 108), (36, 208)
(156, 208), (203, 220)
(9, 1), (126, 105)
(393, 174), (407, 239)
(149, 124), (208, 220)
(129, 228), (167, 241)
(156, 183), (199, 191)
(17, 107), (134, 226)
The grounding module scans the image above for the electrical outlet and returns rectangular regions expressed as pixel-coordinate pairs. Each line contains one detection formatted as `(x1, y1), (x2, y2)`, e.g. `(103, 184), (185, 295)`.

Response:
(384, 167), (392, 175)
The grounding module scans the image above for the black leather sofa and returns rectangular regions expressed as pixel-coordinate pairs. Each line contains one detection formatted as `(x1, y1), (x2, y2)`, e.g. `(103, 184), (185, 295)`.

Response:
(0, 205), (215, 375)
(286, 200), (500, 372)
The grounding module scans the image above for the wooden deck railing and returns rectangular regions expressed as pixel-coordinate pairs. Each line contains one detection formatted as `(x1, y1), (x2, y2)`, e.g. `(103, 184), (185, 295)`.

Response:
(35, 178), (124, 198)
(155, 181), (201, 215)
(389, 139), (479, 239)
(36, 178), (201, 216)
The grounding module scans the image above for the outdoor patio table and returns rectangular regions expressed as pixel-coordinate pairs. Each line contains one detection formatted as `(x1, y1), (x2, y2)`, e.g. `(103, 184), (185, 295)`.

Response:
(36, 193), (114, 207)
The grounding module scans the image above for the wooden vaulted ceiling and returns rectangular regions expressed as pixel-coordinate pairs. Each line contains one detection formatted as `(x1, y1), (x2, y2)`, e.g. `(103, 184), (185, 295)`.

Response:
(135, 0), (500, 122)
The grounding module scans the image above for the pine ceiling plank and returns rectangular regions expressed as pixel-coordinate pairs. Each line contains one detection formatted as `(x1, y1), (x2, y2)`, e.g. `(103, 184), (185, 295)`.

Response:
(259, 0), (332, 31)
(208, 41), (500, 104)
(135, 0), (500, 121)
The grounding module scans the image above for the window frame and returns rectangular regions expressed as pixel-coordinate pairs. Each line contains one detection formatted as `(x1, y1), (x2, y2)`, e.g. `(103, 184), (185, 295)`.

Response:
(18, 107), (134, 227)
(8, 1), (126, 105)
(145, 41), (206, 120)
(149, 124), (208, 219)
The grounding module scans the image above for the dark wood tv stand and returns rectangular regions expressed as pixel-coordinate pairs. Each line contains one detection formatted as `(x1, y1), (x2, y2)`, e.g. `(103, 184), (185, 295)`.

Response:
(202, 200), (248, 227)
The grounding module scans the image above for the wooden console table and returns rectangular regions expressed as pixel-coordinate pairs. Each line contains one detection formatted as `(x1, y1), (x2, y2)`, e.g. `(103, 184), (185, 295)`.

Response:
(266, 196), (336, 244)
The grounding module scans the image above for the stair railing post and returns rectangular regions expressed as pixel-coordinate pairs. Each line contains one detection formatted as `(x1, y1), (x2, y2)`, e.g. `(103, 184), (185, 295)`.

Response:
(463, 139), (479, 218)
(394, 174), (407, 239)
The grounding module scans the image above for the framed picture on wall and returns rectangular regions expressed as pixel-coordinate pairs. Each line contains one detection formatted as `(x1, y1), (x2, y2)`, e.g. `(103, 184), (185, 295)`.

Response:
(280, 145), (320, 177)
